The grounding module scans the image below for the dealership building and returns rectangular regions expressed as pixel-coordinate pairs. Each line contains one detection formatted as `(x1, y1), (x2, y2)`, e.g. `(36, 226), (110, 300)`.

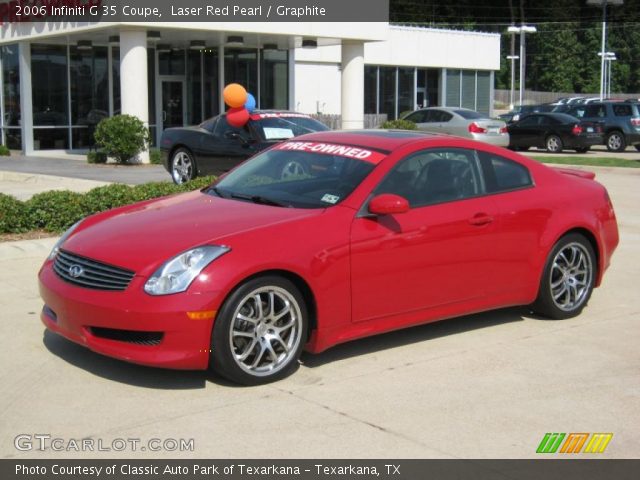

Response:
(0, 20), (500, 158)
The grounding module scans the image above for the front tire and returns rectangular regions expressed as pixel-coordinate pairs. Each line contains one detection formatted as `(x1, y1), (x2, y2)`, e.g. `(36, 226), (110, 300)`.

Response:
(531, 234), (596, 320)
(606, 131), (626, 152)
(210, 276), (308, 385)
(545, 135), (563, 153)
(170, 148), (197, 185)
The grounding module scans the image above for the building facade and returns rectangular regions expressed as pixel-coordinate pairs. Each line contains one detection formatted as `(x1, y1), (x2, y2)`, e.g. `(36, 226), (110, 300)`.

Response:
(0, 21), (499, 158)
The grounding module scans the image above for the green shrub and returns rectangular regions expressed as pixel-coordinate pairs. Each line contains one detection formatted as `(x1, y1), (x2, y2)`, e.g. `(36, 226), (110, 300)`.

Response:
(82, 184), (137, 213)
(26, 191), (86, 233)
(87, 150), (108, 164)
(381, 119), (417, 130)
(0, 144), (10, 156)
(149, 148), (162, 165)
(132, 182), (181, 202)
(0, 193), (28, 233)
(94, 115), (151, 164)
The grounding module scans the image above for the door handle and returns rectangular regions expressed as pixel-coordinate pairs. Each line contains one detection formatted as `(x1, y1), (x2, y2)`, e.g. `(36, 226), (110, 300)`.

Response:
(468, 213), (494, 226)
(162, 111), (167, 121)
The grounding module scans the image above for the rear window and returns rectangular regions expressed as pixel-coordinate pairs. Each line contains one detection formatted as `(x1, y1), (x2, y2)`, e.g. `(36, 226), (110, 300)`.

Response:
(454, 109), (486, 120)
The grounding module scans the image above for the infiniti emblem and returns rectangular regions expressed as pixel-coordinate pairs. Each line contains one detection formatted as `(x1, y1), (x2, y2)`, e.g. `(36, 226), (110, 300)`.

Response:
(68, 264), (84, 278)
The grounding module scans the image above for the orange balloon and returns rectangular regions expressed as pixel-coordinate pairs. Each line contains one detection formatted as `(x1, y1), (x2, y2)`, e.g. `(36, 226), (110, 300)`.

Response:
(223, 83), (248, 108)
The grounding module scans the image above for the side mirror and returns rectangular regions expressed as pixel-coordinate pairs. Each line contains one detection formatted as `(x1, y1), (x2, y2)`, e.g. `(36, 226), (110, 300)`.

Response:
(368, 194), (410, 216)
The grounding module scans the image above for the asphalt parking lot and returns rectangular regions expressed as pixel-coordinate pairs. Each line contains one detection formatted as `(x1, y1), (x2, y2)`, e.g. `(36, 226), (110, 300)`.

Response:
(0, 166), (638, 460)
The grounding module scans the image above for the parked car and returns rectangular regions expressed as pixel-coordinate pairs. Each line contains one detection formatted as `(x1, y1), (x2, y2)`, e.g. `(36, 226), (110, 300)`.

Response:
(39, 130), (619, 384)
(566, 102), (640, 152)
(160, 111), (330, 184)
(554, 96), (585, 105)
(403, 107), (509, 146)
(507, 112), (604, 153)
(499, 104), (555, 123)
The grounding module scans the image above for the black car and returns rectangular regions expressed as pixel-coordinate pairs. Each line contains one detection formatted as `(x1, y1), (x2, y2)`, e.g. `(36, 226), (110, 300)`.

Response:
(507, 113), (603, 153)
(566, 102), (640, 152)
(160, 111), (330, 184)
(499, 104), (555, 123)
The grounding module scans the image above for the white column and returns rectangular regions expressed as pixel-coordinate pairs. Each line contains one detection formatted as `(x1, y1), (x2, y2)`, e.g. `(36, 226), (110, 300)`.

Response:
(218, 46), (225, 114)
(18, 42), (34, 154)
(288, 48), (295, 110)
(340, 41), (364, 130)
(119, 29), (149, 163)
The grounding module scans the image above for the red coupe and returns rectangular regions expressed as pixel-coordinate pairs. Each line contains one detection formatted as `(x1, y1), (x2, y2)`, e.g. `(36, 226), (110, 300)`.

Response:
(39, 131), (619, 385)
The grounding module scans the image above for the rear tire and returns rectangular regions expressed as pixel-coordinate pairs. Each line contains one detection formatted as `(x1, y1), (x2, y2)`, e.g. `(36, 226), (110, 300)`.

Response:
(170, 148), (197, 185)
(606, 131), (626, 152)
(531, 233), (597, 320)
(210, 276), (308, 385)
(545, 135), (563, 153)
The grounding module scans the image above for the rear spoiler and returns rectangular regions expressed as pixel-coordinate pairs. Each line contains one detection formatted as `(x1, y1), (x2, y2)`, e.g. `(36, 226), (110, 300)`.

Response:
(553, 167), (596, 180)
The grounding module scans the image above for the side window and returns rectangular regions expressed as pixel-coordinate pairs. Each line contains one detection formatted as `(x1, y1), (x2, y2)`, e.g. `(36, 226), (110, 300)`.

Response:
(214, 115), (250, 140)
(586, 105), (605, 118)
(613, 104), (632, 117)
(201, 118), (216, 133)
(404, 111), (426, 123)
(375, 148), (481, 207)
(478, 151), (532, 193)
(439, 111), (454, 122)
(569, 107), (586, 118)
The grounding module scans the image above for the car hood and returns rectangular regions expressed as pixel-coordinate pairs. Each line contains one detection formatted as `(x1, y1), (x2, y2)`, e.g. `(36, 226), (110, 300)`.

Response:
(62, 191), (320, 273)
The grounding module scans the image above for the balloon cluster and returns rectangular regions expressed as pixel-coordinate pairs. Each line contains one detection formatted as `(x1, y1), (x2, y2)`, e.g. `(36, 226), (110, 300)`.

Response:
(223, 84), (256, 128)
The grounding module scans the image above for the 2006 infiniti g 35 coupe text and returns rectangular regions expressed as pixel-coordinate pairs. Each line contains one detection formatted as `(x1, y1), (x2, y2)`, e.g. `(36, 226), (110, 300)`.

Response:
(39, 130), (619, 385)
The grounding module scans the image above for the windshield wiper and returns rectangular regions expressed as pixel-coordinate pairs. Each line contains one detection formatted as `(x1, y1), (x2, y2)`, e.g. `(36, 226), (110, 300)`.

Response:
(229, 193), (289, 207)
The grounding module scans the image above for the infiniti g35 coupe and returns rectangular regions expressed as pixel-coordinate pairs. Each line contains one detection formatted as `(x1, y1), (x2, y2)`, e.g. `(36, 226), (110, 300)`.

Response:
(39, 130), (619, 385)
(160, 110), (329, 184)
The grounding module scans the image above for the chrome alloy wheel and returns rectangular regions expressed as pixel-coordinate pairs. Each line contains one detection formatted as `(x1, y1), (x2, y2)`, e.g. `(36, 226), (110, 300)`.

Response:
(229, 286), (303, 377)
(607, 132), (623, 151)
(546, 135), (562, 153)
(172, 151), (193, 184)
(549, 242), (593, 312)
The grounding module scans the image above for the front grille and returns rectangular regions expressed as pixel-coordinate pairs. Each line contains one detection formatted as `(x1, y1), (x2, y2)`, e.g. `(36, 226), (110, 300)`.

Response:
(89, 327), (163, 346)
(53, 250), (135, 291)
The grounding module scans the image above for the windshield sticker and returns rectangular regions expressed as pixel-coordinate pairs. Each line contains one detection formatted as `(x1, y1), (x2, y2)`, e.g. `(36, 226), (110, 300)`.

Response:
(273, 142), (385, 164)
(251, 112), (312, 120)
(321, 194), (340, 204)
(263, 127), (295, 140)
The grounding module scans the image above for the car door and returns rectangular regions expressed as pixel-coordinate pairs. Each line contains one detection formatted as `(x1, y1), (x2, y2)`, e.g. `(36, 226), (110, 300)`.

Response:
(350, 147), (500, 323)
(510, 115), (540, 147)
(413, 109), (442, 133)
(198, 116), (255, 173)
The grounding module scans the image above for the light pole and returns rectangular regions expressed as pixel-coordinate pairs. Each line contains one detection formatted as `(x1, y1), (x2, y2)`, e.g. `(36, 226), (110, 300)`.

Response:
(508, 25), (537, 107)
(598, 51), (617, 98)
(507, 55), (519, 110)
(587, 0), (623, 101)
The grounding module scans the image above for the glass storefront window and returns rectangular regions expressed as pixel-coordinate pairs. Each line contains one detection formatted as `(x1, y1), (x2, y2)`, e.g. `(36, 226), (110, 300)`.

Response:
(3, 129), (21, 150)
(159, 49), (185, 76)
(203, 48), (219, 119)
(31, 44), (69, 127)
(364, 66), (377, 114)
(379, 66), (396, 120)
(224, 48), (257, 98)
(70, 45), (108, 148)
(397, 67), (415, 116)
(187, 50), (202, 125)
(2, 44), (20, 128)
(260, 49), (288, 110)
(112, 47), (121, 114)
(34, 128), (68, 150)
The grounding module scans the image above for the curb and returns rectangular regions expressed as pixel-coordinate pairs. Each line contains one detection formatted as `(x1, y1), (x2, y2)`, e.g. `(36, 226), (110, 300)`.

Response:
(0, 237), (58, 261)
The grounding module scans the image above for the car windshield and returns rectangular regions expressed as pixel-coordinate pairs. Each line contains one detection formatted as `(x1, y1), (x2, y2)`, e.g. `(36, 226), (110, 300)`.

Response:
(252, 114), (330, 140)
(454, 109), (486, 120)
(209, 142), (381, 209)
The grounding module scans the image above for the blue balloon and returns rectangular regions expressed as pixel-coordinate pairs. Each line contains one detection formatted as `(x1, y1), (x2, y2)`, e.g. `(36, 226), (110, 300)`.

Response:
(244, 93), (256, 113)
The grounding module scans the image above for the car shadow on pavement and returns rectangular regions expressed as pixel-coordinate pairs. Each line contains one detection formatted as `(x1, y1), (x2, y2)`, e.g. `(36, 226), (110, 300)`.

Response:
(301, 306), (530, 368)
(42, 330), (213, 390)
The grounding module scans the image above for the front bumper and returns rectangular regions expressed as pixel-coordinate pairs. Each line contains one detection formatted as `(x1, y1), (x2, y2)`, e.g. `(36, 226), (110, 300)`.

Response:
(39, 262), (223, 370)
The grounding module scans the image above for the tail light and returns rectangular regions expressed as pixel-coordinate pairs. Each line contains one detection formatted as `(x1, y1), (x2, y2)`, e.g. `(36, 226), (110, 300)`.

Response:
(500, 126), (508, 134)
(468, 122), (487, 134)
(572, 124), (583, 136)
(631, 117), (640, 127)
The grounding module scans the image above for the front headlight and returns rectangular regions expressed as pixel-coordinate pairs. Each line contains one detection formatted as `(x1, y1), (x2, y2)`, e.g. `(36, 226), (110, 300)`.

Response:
(47, 220), (82, 261)
(144, 246), (230, 296)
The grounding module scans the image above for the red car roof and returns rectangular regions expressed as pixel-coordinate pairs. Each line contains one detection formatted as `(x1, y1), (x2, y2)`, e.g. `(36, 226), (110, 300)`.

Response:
(292, 129), (443, 152)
